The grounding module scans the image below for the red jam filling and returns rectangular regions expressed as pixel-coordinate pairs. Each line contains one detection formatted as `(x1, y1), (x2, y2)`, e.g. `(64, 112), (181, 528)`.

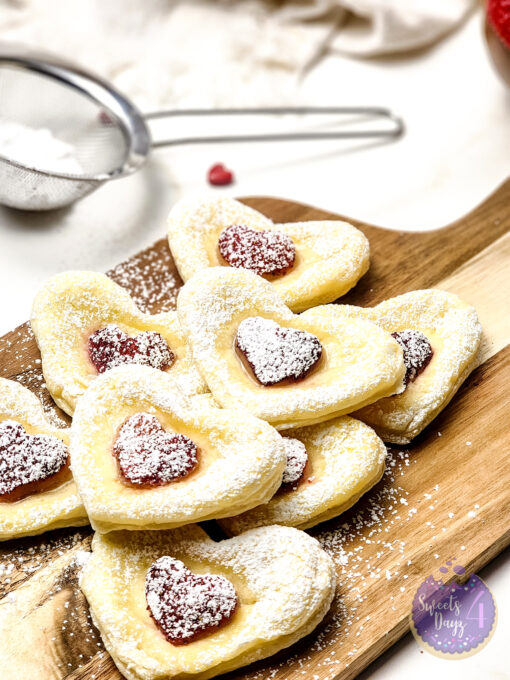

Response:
(391, 329), (433, 387)
(0, 420), (70, 502)
(145, 556), (238, 645)
(280, 437), (308, 491)
(113, 413), (198, 487)
(218, 224), (296, 277)
(236, 316), (322, 386)
(88, 324), (174, 374)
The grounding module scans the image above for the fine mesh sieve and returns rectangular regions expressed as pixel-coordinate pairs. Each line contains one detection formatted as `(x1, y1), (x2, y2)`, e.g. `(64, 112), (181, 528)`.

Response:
(0, 49), (404, 211)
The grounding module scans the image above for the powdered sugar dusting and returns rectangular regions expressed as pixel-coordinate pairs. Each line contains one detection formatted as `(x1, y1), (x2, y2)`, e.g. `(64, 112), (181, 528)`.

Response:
(236, 316), (322, 386)
(167, 196), (274, 281)
(113, 412), (198, 486)
(145, 555), (238, 645)
(31, 271), (206, 416)
(219, 416), (386, 535)
(391, 329), (433, 385)
(233, 448), (420, 680)
(282, 437), (308, 486)
(88, 324), (174, 374)
(218, 224), (296, 277)
(347, 289), (482, 443)
(70, 364), (286, 531)
(81, 525), (335, 676)
(108, 244), (181, 314)
(0, 378), (86, 539)
(0, 420), (68, 497)
(177, 267), (403, 427)
(167, 196), (370, 312)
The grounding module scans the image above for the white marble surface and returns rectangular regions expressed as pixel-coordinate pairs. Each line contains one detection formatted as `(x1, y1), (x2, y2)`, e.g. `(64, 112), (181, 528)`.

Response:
(0, 8), (508, 679)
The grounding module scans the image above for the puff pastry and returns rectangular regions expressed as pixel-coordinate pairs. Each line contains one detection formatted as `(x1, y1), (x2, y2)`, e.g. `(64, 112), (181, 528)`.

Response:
(177, 267), (405, 429)
(31, 271), (206, 416)
(167, 196), (369, 312)
(220, 416), (386, 534)
(0, 377), (87, 540)
(80, 524), (336, 680)
(70, 365), (286, 533)
(341, 290), (482, 443)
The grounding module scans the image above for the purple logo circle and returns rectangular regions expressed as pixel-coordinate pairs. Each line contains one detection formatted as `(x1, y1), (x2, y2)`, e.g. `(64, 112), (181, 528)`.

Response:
(410, 561), (497, 658)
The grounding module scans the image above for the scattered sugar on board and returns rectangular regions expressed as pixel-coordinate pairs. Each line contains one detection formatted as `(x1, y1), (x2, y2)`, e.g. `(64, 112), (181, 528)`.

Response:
(0, 528), (108, 675)
(0, 528), (90, 598)
(0, 272), (481, 677)
(108, 245), (181, 314)
(0, 439), (452, 679)
(242, 448), (448, 680)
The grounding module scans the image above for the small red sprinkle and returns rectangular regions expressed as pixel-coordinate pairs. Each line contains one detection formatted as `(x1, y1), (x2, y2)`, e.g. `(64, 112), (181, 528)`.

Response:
(207, 163), (234, 186)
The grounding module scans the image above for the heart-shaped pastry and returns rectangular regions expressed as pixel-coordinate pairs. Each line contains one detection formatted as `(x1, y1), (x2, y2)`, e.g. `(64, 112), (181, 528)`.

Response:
(70, 364), (286, 533)
(0, 420), (69, 502)
(177, 267), (405, 429)
(0, 378), (87, 540)
(218, 224), (296, 277)
(338, 289), (482, 443)
(80, 524), (335, 680)
(145, 555), (238, 645)
(220, 415), (386, 534)
(113, 413), (198, 487)
(167, 196), (370, 312)
(31, 271), (207, 416)
(89, 325), (174, 374)
(236, 317), (322, 385)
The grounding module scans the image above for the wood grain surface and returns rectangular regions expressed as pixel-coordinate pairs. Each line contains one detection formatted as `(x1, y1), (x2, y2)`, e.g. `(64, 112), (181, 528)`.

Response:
(0, 179), (509, 680)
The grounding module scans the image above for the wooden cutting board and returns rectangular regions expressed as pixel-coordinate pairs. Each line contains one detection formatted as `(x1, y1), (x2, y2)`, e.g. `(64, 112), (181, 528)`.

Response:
(1, 181), (509, 680)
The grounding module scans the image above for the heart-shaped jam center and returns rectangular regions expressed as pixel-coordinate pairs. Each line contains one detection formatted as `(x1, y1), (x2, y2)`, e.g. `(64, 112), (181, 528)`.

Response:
(113, 413), (198, 487)
(281, 437), (308, 490)
(145, 556), (238, 645)
(0, 420), (69, 502)
(236, 316), (322, 386)
(88, 324), (174, 374)
(391, 329), (433, 386)
(218, 224), (296, 277)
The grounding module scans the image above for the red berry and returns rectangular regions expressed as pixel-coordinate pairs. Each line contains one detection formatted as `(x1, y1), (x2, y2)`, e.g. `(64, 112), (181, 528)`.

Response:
(207, 163), (234, 186)
(488, 0), (510, 49)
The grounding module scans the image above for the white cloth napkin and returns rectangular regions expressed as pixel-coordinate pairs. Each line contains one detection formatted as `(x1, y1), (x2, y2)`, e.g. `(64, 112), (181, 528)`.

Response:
(278, 0), (476, 59)
(0, 0), (475, 107)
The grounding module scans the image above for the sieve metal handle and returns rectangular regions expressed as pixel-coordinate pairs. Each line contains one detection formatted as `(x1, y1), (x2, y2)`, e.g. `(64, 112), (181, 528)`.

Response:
(144, 106), (404, 147)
